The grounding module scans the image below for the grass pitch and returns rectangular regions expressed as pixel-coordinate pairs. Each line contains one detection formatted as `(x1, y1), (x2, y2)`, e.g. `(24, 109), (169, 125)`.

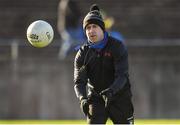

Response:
(0, 119), (180, 124)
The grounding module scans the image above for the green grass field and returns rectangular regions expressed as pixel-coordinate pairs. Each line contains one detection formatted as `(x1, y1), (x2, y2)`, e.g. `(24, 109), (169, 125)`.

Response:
(0, 119), (180, 124)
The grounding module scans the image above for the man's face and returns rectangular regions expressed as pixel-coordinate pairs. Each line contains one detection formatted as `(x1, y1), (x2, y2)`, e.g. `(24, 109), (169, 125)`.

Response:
(86, 24), (104, 43)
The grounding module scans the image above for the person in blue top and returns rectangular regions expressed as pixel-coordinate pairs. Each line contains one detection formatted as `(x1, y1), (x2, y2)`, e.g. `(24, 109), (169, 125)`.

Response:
(102, 10), (125, 42)
(74, 4), (134, 124)
(57, 0), (85, 59)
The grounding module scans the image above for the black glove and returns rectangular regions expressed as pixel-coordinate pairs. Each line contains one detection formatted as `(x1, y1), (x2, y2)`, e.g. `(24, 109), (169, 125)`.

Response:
(100, 88), (113, 108)
(80, 98), (90, 116)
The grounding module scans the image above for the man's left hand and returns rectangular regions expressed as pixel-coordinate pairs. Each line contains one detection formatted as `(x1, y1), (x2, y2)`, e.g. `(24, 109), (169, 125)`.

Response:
(100, 88), (113, 108)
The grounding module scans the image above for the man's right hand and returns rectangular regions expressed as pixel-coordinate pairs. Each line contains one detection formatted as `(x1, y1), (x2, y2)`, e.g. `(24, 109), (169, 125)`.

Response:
(80, 98), (89, 116)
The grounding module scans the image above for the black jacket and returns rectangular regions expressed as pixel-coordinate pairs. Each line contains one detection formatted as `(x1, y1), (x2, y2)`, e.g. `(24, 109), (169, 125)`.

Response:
(74, 36), (131, 100)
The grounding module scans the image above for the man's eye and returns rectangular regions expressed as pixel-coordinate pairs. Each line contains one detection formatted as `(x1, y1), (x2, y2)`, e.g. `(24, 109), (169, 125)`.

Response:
(86, 27), (91, 30)
(93, 25), (97, 28)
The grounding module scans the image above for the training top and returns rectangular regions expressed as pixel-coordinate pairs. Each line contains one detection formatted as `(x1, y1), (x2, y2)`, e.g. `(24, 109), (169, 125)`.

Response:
(74, 36), (131, 100)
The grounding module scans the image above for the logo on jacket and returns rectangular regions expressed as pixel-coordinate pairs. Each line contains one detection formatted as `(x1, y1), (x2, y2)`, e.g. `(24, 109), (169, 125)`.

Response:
(104, 51), (112, 57)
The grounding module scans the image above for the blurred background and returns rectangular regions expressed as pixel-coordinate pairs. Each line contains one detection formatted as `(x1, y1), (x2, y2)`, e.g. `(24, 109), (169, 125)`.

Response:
(0, 0), (180, 120)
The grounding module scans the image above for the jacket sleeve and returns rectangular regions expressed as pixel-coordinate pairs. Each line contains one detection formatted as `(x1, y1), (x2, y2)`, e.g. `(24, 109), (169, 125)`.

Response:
(74, 47), (88, 100)
(110, 42), (129, 94)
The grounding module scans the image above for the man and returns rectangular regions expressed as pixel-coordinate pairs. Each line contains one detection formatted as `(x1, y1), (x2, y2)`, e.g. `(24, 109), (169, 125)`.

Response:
(74, 4), (134, 124)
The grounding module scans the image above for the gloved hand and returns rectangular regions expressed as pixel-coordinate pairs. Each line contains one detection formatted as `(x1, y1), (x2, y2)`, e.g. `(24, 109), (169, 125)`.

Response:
(80, 98), (90, 116)
(100, 88), (113, 108)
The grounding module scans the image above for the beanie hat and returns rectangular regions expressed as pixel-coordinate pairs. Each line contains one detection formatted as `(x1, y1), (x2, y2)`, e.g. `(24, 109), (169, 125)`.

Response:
(83, 4), (105, 31)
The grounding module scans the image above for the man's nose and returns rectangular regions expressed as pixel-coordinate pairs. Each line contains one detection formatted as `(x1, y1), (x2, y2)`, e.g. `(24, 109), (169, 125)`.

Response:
(89, 27), (94, 33)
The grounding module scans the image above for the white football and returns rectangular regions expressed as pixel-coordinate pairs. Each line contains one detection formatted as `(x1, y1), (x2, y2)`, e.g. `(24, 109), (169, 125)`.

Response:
(26, 20), (54, 48)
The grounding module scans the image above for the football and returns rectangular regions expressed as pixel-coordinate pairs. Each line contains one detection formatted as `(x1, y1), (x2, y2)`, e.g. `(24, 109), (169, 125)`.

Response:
(26, 20), (54, 48)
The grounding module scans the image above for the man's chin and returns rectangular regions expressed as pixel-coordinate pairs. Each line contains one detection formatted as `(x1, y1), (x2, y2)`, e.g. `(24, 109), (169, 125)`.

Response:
(90, 39), (98, 43)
